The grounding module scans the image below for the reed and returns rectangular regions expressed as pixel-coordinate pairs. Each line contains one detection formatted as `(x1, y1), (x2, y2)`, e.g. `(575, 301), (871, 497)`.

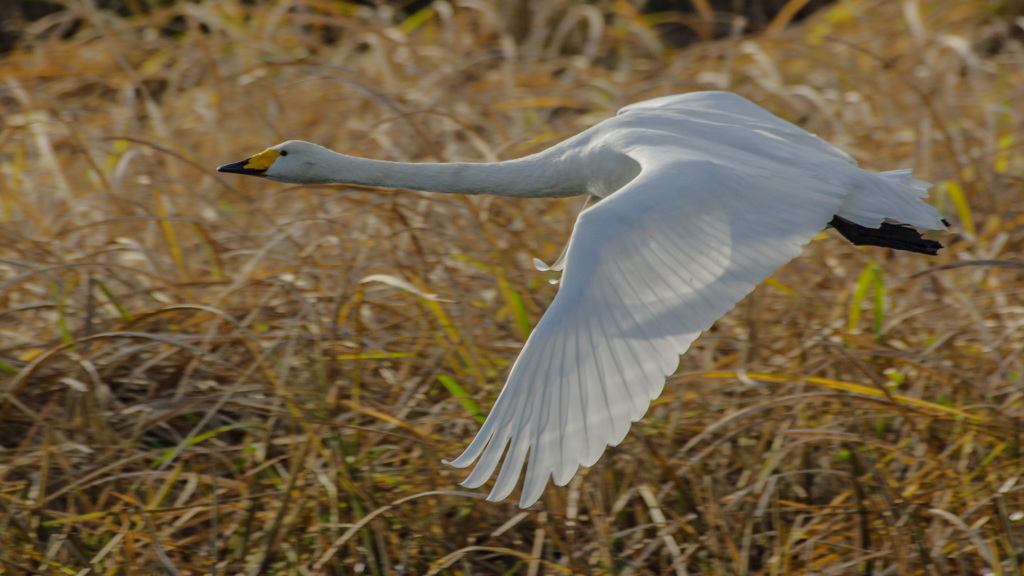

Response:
(1, 0), (1022, 573)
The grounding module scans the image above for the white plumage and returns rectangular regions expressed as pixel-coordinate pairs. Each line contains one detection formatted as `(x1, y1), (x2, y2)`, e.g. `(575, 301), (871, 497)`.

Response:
(219, 92), (946, 507)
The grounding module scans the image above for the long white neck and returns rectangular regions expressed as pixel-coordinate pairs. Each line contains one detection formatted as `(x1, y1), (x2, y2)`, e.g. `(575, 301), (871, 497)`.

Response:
(280, 144), (590, 198)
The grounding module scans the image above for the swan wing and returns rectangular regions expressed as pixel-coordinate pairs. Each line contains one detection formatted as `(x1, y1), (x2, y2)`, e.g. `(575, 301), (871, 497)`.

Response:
(448, 140), (851, 507)
(533, 196), (601, 272)
(620, 91), (858, 165)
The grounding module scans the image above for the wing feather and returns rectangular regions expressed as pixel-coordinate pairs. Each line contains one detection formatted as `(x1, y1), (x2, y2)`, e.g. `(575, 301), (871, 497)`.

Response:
(450, 144), (855, 507)
(585, 296), (635, 453)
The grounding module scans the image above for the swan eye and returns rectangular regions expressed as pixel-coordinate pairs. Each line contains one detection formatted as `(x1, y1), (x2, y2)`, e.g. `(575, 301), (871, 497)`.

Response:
(280, 150), (288, 156)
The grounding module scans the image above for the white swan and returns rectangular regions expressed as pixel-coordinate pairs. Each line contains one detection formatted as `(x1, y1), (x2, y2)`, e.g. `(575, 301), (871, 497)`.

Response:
(218, 91), (946, 507)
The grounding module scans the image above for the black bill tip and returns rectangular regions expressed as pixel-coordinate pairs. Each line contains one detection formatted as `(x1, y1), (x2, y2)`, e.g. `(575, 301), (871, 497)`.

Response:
(217, 159), (265, 177)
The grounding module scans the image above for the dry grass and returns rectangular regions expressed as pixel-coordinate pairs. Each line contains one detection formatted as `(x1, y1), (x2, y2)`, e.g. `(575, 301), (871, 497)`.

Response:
(1, 0), (1023, 573)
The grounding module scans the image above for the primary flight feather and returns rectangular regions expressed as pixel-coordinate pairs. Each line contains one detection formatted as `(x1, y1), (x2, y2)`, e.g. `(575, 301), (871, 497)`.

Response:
(218, 91), (946, 507)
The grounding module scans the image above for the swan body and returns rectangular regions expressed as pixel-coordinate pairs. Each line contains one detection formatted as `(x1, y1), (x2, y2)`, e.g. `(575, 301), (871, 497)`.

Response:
(218, 91), (946, 507)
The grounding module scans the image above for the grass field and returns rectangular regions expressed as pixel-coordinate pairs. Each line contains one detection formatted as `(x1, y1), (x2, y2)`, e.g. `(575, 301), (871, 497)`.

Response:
(2, 0), (1023, 573)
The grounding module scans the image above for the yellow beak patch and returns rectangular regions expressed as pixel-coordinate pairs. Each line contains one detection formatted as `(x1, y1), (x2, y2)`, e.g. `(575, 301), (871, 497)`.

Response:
(244, 149), (280, 171)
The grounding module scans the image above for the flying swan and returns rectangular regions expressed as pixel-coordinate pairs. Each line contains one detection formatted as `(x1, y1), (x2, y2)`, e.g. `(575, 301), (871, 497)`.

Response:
(218, 91), (946, 507)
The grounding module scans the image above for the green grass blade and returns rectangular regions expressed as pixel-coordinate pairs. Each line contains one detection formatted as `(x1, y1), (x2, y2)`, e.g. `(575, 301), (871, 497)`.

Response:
(848, 260), (876, 332)
(94, 278), (132, 322)
(872, 263), (885, 339)
(438, 374), (484, 423)
(943, 179), (975, 238)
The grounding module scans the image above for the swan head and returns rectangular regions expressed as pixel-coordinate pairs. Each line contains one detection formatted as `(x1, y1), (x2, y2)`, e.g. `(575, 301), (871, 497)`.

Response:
(217, 140), (340, 184)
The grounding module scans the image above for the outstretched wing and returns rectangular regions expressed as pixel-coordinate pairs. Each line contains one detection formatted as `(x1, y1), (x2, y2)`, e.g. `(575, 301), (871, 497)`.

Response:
(448, 134), (851, 507)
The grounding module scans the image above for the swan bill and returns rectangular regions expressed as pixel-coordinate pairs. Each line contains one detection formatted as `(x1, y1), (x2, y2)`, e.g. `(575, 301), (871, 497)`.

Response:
(217, 149), (280, 177)
(217, 159), (264, 176)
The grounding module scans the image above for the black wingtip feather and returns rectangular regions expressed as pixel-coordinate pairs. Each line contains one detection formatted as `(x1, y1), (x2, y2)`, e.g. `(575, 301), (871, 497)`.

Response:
(828, 216), (943, 256)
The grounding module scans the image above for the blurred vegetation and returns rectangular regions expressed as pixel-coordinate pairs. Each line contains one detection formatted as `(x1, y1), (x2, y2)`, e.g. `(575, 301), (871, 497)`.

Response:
(0, 0), (841, 53)
(1, 0), (1023, 574)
